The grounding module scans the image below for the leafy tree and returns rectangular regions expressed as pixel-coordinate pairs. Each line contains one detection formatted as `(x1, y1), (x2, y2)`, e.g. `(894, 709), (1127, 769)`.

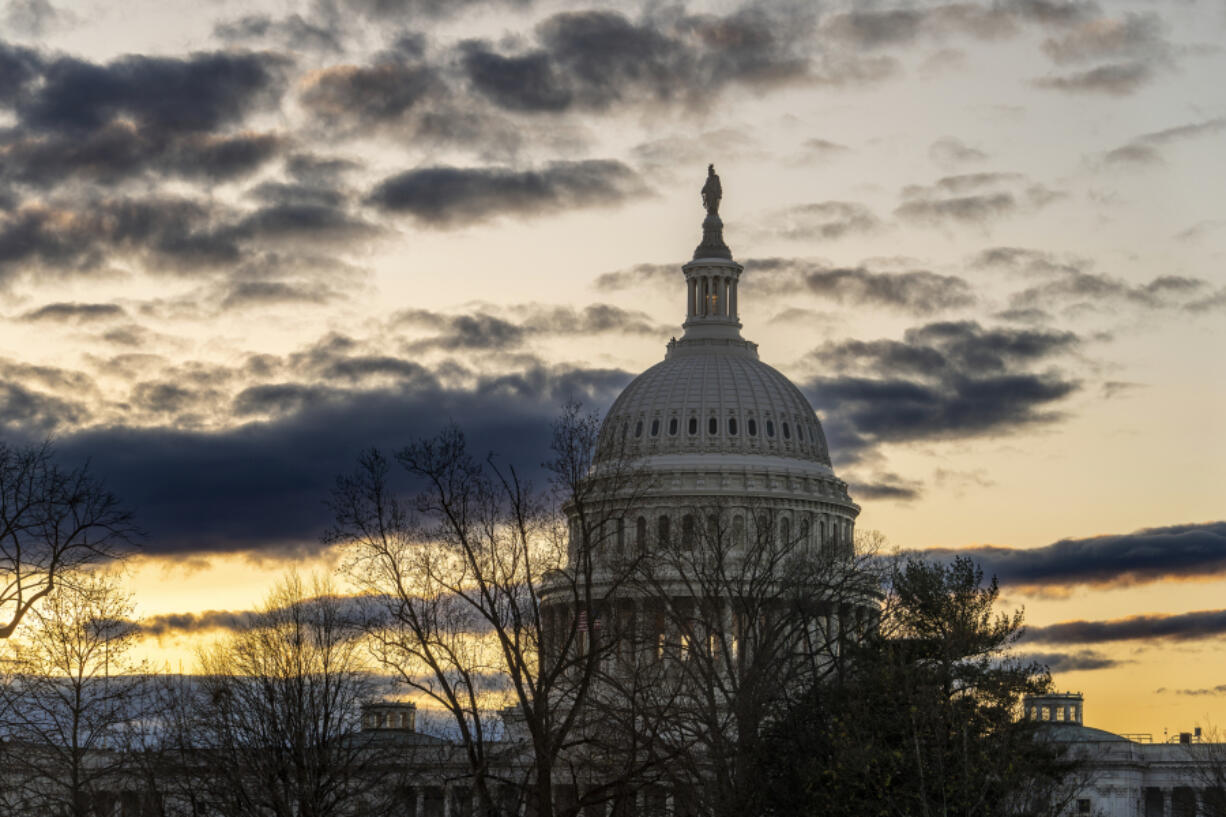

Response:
(756, 555), (1073, 817)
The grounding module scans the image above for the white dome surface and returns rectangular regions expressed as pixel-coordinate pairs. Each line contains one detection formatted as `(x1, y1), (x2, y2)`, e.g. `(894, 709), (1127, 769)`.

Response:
(597, 340), (831, 467)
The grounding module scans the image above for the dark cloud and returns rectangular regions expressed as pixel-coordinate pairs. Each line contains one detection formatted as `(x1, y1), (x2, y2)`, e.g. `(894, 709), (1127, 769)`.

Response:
(3, 0), (62, 37)
(515, 304), (666, 336)
(1040, 12), (1166, 64)
(220, 280), (340, 310)
(367, 160), (648, 225)
(849, 475), (921, 501)
(802, 266), (975, 314)
(17, 51), (286, 134)
(805, 321), (1079, 459)
(0, 381), (89, 433)
(820, 1), (1093, 52)
(1015, 649), (1124, 672)
(0, 197), (238, 280)
(1025, 608), (1226, 646)
(896, 173), (1060, 226)
(918, 521), (1226, 592)
(593, 263), (677, 292)
(54, 360), (631, 556)
(213, 13), (344, 53)
(19, 302), (126, 323)
(299, 59), (439, 126)
(802, 138), (849, 155)
(1009, 271), (1208, 313)
(1103, 118), (1225, 167)
(767, 202), (880, 241)
(1163, 685), (1226, 697)
(1033, 60), (1152, 95)
(137, 608), (260, 637)
(929, 136), (987, 167)
(462, 8), (818, 115)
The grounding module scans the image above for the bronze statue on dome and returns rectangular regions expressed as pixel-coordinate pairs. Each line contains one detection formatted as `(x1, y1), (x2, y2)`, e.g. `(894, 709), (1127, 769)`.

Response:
(701, 164), (722, 216)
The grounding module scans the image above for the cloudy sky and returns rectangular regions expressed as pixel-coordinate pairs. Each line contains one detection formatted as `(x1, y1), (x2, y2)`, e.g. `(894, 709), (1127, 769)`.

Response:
(2, 0), (1223, 735)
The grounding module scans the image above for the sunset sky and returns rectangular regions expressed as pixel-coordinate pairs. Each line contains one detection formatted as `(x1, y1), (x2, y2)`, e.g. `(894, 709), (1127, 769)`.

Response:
(1, 0), (1223, 738)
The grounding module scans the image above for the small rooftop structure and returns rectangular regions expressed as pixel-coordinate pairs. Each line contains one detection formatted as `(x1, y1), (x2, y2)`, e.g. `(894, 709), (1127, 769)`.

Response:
(361, 701), (417, 732)
(1025, 691), (1083, 724)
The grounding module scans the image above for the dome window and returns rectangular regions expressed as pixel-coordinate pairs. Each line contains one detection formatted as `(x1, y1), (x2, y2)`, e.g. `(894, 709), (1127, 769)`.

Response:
(669, 418), (679, 436)
(728, 418), (737, 436)
(782, 422), (791, 440)
(688, 417), (698, 436)
(708, 417), (717, 435)
(634, 421), (643, 438)
(747, 419), (757, 436)
(650, 419), (660, 437)
(766, 420), (775, 438)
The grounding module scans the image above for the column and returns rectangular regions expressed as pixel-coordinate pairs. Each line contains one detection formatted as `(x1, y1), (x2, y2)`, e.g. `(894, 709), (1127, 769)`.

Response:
(1163, 788), (1171, 817)
(730, 279), (737, 319)
(687, 278), (696, 317)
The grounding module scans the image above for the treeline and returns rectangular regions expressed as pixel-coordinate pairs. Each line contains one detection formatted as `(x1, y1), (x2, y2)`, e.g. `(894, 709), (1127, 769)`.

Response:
(0, 420), (1080, 817)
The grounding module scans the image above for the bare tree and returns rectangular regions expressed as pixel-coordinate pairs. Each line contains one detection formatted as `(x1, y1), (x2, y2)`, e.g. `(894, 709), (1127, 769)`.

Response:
(0, 569), (157, 817)
(0, 441), (138, 639)
(329, 404), (657, 817)
(172, 573), (394, 817)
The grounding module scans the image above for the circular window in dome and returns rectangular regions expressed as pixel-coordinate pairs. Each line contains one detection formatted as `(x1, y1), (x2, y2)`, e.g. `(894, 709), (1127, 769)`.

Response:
(669, 418), (678, 436)
(688, 417), (698, 436)
(766, 420), (775, 438)
(747, 419), (757, 436)
(708, 417), (717, 435)
(651, 419), (660, 437)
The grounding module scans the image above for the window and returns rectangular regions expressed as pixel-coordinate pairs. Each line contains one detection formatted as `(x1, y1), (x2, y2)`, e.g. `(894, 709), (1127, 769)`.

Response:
(651, 419), (660, 437)
(634, 420), (643, 438)
(758, 515), (770, 543)
(658, 515), (670, 545)
(1077, 799), (1091, 815)
(747, 418), (757, 436)
(800, 519), (810, 546)
(732, 515), (745, 547)
(782, 422), (791, 439)
(669, 417), (678, 436)
(766, 420), (775, 437)
(688, 417), (698, 435)
(728, 417), (737, 435)
(707, 514), (718, 540)
(681, 515), (695, 547)
(708, 417), (717, 435)
(780, 517), (791, 544)
(636, 517), (647, 550)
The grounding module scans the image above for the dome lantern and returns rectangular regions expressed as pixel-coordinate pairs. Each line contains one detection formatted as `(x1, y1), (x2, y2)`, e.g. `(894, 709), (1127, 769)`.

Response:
(679, 165), (748, 348)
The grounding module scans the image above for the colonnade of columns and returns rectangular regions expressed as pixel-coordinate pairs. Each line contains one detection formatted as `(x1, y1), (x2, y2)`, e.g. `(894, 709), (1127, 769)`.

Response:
(687, 274), (738, 320)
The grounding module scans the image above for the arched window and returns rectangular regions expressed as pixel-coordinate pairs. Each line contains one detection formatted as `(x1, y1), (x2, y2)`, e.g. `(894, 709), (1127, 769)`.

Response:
(636, 516), (647, 551)
(669, 417), (678, 436)
(758, 515), (771, 543)
(681, 514), (695, 547)
(780, 517), (791, 545)
(651, 419), (660, 437)
(688, 417), (698, 435)
(747, 418), (757, 436)
(728, 417), (737, 435)
(782, 422), (791, 440)
(766, 420), (775, 438)
(708, 417), (717, 435)
(732, 515), (746, 547)
(818, 519), (826, 549)
(800, 518), (811, 548)
(707, 514), (719, 541)
(658, 515), (671, 546)
(634, 420), (643, 438)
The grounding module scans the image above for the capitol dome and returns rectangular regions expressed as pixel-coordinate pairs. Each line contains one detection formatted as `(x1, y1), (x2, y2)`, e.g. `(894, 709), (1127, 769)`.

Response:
(589, 166), (856, 524)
